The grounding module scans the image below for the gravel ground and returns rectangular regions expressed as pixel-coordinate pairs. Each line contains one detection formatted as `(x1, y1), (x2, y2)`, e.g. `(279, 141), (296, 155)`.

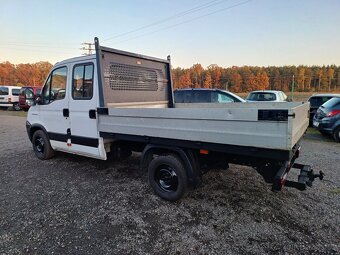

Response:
(0, 112), (339, 254)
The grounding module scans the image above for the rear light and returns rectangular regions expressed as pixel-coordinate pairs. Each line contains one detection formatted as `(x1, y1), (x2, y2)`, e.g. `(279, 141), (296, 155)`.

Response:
(200, 149), (209, 155)
(327, 110), (340, 117)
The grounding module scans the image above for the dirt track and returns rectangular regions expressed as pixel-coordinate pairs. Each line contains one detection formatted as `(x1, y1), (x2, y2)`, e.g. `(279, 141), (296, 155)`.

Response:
(0, 112), (339, 254)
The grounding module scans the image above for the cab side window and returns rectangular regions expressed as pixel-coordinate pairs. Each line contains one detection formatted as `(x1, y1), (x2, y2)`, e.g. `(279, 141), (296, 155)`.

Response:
(41, 67), (68, 104)
(72, 64), (94, 99)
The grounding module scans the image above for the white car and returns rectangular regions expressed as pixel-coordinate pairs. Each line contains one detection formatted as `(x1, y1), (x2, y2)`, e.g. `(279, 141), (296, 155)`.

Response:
(0, 85), (22, 110)
(246, 90), (288, 102)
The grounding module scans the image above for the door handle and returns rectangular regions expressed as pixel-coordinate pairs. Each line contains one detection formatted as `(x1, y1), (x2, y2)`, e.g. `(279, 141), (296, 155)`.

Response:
(63, 108), (69, 117)
(89, 109), (96, 119)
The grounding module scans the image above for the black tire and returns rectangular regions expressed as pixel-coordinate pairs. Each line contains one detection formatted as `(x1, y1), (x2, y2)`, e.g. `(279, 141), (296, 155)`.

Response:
(148, 154), (188, 201)
(32, 130), (55, 160)
(13, 103), (21, 111)
(333, 126), (340, 142)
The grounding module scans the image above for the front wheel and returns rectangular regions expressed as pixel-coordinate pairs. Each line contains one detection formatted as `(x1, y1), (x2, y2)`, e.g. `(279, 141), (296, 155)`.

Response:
(148, 154), (188, 201)
(32, 130), (55, 160)
(333, 126), (340, 142)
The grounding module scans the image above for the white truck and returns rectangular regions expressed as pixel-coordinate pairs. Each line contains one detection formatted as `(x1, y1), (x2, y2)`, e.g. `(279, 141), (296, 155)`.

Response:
(26, 38), (323, 201)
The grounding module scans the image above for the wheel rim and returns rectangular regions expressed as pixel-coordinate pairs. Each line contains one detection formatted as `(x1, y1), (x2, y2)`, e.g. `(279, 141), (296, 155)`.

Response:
(154, 165), (178, 192)
(35, 137), (44, 154)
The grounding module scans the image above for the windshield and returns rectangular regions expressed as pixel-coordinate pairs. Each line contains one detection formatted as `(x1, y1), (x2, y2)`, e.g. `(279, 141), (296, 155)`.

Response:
(246, 92), (276, 101)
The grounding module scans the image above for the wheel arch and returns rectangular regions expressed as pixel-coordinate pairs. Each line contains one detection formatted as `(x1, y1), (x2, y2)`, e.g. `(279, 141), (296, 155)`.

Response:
(140, 144), (201, 187)
(28, 124), (49, 142)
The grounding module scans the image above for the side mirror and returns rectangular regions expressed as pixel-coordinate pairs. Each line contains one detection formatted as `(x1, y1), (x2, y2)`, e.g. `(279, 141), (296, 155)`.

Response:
(34, 95), (42, 105)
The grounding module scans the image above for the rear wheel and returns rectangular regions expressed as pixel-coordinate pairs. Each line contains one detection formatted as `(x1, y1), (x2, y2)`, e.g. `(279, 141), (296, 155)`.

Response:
(32, 130), (55, 160)
(13, 103), (21, 111)
(148, 154), (188, 201)
(333, 126), (340, 142)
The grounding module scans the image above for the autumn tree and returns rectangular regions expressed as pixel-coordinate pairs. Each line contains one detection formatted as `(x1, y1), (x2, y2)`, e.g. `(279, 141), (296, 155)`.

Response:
(0, 62), (15, 85)
(203, 72), (212, 88)
(207, 64), (222, 88)
(178, 70), (192, 88)
(191, 64), (203, 88)
(169, 65), (340, 93)
(229, 70), (243, 92)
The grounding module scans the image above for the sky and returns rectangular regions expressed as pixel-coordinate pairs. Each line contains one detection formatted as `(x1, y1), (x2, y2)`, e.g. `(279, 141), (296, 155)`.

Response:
(1, 0), (340, 68)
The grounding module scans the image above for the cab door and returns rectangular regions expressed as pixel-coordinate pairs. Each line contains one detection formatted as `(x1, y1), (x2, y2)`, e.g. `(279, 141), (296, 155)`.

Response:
(68, 62), (106, 159)
(38, 66), (70, 152)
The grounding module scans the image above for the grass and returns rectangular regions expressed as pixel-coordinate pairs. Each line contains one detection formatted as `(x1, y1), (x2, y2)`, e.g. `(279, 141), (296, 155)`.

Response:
(0, 109), (27, 117)
(328, 188), (340, 195)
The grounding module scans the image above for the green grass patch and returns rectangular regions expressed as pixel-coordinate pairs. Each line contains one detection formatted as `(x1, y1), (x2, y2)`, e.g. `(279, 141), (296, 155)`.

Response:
(328, 188), (340, 195)
(0, 110), (27, 117)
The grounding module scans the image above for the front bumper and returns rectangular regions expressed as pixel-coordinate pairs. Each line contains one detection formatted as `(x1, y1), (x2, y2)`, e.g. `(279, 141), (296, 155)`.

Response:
(0, 102), (14, 107)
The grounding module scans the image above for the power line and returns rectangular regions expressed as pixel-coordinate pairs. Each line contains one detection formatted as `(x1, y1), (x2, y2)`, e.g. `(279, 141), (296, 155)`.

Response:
(111, 0), (253, 45)
(102, 0), (231, 42)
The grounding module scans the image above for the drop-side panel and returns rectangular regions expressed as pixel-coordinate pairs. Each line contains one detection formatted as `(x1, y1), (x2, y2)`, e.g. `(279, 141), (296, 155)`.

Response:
(98, 107), (291, 150)
(289, 102), (310, 148)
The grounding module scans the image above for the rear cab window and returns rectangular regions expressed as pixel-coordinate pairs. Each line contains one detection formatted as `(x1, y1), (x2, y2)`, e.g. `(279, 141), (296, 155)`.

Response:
(72, 63), (94, 100)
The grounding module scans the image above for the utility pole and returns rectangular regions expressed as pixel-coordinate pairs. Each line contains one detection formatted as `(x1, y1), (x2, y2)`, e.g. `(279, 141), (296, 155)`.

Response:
(291, 75), (294, 101)
(80, 42), (94, 55)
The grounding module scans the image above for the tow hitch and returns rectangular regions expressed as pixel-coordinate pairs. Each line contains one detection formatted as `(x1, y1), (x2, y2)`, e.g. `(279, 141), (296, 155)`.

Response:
(271, 146), (324, 192)
(272, 163), (324, 192)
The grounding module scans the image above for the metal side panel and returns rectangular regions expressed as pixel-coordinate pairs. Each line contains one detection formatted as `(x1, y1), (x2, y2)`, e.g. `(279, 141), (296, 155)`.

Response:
(290, 102), (309, 148)
(98, 107), (291, 151)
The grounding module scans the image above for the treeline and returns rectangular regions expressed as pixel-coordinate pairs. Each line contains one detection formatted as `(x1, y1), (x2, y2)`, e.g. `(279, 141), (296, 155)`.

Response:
(172, 64), (340, 92)
(1, 60), (340, 92)
(0, 61), (53, 86)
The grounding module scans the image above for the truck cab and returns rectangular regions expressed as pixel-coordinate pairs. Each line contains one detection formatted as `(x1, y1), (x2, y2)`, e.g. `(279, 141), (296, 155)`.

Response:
(27, 55), (107, 160)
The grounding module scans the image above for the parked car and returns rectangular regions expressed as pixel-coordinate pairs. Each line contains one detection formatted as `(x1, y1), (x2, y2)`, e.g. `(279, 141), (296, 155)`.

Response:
(0, 85), (21, 110)
(246, 90), (288, 102)
(308, 94), (340, 126)
(19, 86), (42, 111)
(174, 88), (246, 103)
(313, 97), (340, 142)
